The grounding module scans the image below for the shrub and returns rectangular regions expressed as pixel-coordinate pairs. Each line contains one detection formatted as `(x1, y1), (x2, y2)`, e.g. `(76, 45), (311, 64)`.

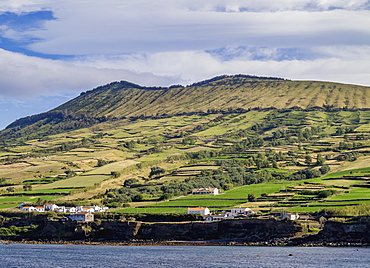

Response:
(248, 193), (257, 202)
(105, 202), (123, 208)
(317, 189), (336, 198)
(319, 164), (330, 175)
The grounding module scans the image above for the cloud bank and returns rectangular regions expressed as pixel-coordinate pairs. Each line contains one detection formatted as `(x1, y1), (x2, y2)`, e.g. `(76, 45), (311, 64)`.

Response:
(0, 0), (369, 111)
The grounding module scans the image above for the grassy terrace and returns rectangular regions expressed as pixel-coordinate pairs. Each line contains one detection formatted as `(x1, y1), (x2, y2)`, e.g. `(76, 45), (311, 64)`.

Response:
(179, 182), (291, 200)
(114, 171), (370, 214)
(0, 195), (63, 206)
(3, 104), (370, 217)
(114, 182), (293, 214)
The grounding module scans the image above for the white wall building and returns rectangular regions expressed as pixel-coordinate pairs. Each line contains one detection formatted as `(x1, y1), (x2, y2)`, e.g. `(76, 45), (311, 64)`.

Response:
(281, 213), (300, 220)
(44, 204), (59, 211)
(192, 188), (220, 196)
(34, 206), (45, 212)
(230, 208), (252, 214)
(65, 207), (77, 213)
(68, 212), (94, 222)
(187, 207), (210, 215)
(205, 214), (235, 222)
(21, 206), (36, 212)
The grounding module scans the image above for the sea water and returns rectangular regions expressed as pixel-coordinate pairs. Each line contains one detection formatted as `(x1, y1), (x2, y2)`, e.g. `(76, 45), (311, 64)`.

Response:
(0, 243), (369, 268)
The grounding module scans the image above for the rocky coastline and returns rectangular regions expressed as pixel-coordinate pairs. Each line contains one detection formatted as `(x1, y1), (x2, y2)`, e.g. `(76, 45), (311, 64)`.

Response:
(1, 212), (370, 247)
(1, 238), (369, 248)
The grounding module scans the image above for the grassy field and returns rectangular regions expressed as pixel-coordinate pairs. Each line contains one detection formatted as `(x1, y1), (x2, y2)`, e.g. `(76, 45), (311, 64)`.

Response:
(18, 188), (77, 194)
(328, 187), (370, 200)
(179, 182), (292, 200)
(35, 160), (138, 189)
(3, 101), (370, 216)
(145, 199), (245, 208)
(0, 195), (63, 206)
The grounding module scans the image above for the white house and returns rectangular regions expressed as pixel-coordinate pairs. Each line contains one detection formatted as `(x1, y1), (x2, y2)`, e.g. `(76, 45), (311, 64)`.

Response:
(19, 203), (108, 214)
(65, 207), (77, 213)
(187, 207), (210, 215)
(44, 204), (59, 211)
(281, 213), (300, 220)
(21, 206), (36, 212)
(230, 208), (252, 214)
(205, 214), (234, 222)
(80, 207), (95, 213)
(55, 206), (66, 213)
(192, 188), (220, 196)
(68, 212), (94, 222)
(21, 206), (44, 212)
(34, 206), (45, 212)
(91, 205), (108, 212)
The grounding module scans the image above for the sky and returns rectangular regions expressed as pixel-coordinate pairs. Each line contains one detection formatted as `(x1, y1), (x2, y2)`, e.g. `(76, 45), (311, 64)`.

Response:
(0, 0), (370, 130)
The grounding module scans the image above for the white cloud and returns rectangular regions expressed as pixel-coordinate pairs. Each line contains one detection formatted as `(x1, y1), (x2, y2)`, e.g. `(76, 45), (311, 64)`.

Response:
(0, 0), (369, 98)
(0, 49), (178, 98)
(73, 47), (370, 86)
(11, 1), (366, 55)
(0, 0), (50, 13)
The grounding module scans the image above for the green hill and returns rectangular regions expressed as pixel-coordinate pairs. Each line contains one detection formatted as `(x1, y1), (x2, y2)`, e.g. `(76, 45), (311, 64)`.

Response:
(49, 75), (370, 116)
(2, 74), (370, 142)
(2, 74), (370, 217)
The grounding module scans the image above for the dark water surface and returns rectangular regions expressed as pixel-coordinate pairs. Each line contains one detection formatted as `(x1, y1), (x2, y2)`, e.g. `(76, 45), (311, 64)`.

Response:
(1, 243), (369, 268)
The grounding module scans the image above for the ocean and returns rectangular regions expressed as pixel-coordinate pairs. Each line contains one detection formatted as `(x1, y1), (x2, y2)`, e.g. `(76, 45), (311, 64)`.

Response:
(1, 243), (369, 268)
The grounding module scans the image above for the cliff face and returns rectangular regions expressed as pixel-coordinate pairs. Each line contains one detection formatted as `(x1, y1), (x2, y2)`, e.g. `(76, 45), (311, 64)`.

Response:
(4, 215), (370, 244)
(34, 218), (301, 242)
(316, 221), (370, 243)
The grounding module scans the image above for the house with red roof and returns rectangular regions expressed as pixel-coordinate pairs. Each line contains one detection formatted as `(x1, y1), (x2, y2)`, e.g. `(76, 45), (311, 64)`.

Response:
(187, 207), (210, 215)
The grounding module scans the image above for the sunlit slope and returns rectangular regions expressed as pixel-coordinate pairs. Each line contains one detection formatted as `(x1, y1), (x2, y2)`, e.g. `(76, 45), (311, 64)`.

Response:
(3, 75), (370, 142)
(53, 76), (370, 118)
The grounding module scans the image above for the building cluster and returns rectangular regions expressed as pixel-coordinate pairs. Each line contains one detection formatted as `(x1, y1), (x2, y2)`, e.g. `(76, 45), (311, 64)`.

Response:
(18, 187), (300, 222)
(187, 207), (255, 222)
(19, 203), (108, 222)
(192, 188), (220, 195)
(188, 188), (300, 221)
(187, 206), (299, 221)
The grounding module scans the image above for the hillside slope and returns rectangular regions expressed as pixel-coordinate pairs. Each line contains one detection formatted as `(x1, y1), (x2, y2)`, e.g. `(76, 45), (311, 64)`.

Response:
(2, 74), (370, 141)
(50, 75), (370, 117)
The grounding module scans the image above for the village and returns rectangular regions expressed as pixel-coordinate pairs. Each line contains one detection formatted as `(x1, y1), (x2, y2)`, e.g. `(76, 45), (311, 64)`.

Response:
(187, 187), (300, 221)
(17, 187), (300, 222)
(19, 203), (109, 222)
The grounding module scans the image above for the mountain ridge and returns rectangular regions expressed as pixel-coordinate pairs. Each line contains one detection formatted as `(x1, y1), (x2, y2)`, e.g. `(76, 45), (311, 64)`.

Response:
(49, 74), (370, 118)
(2, 74), (370, 142)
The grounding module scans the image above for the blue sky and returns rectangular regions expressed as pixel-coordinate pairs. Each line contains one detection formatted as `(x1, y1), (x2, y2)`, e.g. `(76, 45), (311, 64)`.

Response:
(0, 0), (370, 130)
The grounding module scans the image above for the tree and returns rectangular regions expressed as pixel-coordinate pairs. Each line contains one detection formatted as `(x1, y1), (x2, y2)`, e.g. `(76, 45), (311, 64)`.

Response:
(124, 178), (138, 188)
(318, 189), (336, 198)
(23, 185), (32, 191)
(223, 183), (233, 191)
(149, 166), (166, 178)
(0, 178), (7, 185)
(6, 187), (15, 193)
(160, 193), (172, 200)
(319, 164), (330, 175)
(182, 136), (196, 145)
(111, 171), (121, 178)
(305, 155), (312, 166)
(65, 170), (76, 178)
(248, 193), (257, 202)
(96, 159), (108, 167)
(316, 154), (325, 166)
(272, 160), (278, 169)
